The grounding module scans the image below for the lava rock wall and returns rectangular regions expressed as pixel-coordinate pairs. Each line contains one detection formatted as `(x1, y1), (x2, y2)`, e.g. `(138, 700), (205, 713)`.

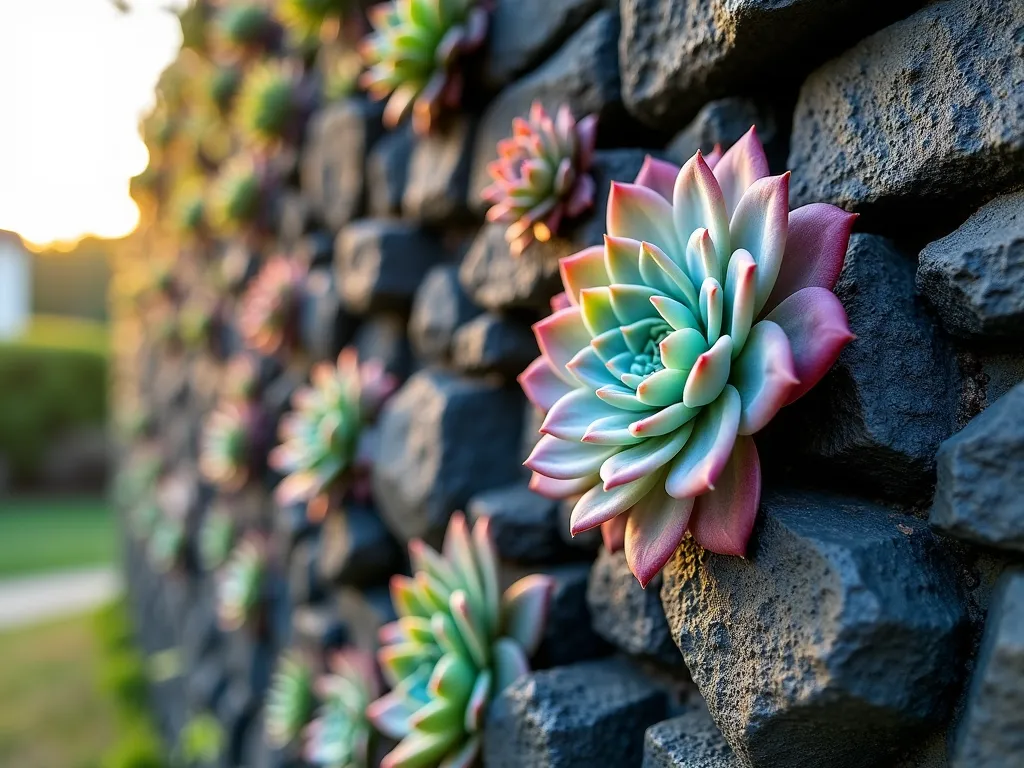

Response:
(117, 1), (1024, 766)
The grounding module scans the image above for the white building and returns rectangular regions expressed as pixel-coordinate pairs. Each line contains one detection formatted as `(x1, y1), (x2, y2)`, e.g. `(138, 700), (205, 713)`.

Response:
(0, 230), (30, 340)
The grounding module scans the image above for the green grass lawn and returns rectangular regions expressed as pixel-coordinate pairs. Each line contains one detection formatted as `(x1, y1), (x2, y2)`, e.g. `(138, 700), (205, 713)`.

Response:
(0, 499), (115, 578)
(12, 314), (110, 356)
(0, 610), (119, 768)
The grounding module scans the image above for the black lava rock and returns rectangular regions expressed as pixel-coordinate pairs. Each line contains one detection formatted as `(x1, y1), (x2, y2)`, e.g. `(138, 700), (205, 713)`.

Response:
(469, 11), (629, 211)
(300, 99), (383, 230)
(665, 98), (786, 173)
(767, 234), (960, 501)
(366, 123), (415, 218)
(318, 505), (403, 588)
(276, 191), (310, 248)
(298, 268), (356, 361)
(587, 549), (684, 668)
(336, 585), (396, 657)
(459, 223), (569, 313)
(467, 481), (564, 564)
(532, 561), (610, 668)
(917, 191), (1024, 340)
(620, 0), (922, 132)
(451, 312), (538, 379)
(484, 657), (669, 768)
(789, 0), (1024, 230)
(408, 264), (481, 364)
(402, 115), (477, 225)
(287, 536), (321, 606)
(661, 490), (968, 768)
(931, 384), (1024, 554)
(353, 312), (412, 380)
(335, 219), (440, 314)
(481, 0), (608, 89)
(371, 368), (525, 546)
(644, 703), (739, 768)
(952, 569), (1024, 768)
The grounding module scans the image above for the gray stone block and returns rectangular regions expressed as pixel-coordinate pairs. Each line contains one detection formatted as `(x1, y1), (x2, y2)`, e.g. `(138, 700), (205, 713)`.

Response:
(408, 264), (481, 364)
(918, 191), (1024, 340)
(661, 490), (968, 768)
(932, 384), (1024, 553)
(952, 569), (1024, 768)
(402, 115), (477, 225)
(587, 549), (683, 668)
(366, 123), (414, 218)
(372, 368), (525, 546)
(665, 98), (786, 172)
(789, 0), (1024, 228)
(533, 562), (610, 668)
(353, 312), (412, 380)
(335, 219), (440, 314)
(318, 505), (402, 588)
(484, 657), (668, 768)
(451, 312), (538, 379)
(644, 703), (739, 768)
(468, 481), (564, 564)
(297, 268), (356, 362)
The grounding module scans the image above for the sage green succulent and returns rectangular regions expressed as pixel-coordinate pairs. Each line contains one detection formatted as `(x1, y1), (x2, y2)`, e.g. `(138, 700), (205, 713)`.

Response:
(199, 506), (235, 571)
(266, 652), (317, 747)
(303, 651), (379, 768)
(367, 513), (553, 768)
(207, 155), (264, 234)
(217, 535), (266, 631)
(236, 59), (309, 146)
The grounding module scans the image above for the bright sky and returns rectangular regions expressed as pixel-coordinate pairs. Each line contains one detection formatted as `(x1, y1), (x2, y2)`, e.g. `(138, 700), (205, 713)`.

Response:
(0, 0), (188, 248)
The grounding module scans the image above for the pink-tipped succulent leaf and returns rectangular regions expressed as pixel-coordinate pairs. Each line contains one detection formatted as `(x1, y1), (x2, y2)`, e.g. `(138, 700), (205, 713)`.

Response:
(302, 650), (380, 768)
(199, 400), (264, 491)
(483, 102), (598, 256)
(238, 255), (307, 357)
(520, 127), (856, 587)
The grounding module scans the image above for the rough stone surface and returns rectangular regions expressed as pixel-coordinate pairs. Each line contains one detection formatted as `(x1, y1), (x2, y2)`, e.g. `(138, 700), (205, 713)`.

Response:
(661, 490), (968, 768)
(620, 0), (923, 132)
(952, 569), (1024, 768)
(466, 481), (564, 564)
(301, 99), (383, 230)
(336, 585), (396, 657)
(665, 97), (786, 172)
(484, 657), (668, 768)
(459, 223), (570, 313)
(481, 0), (608, 88)
(931, 384), (1024, 553)
(366, 123), (414, 218)
(767, 234), (960, 500)
(789, 0), (1024, 227)
(408, 264), (480, 363)
(644, 703), (739, 768)
(335, 220), (440, 314)
(533, 562), (610, 668)
(287, 537), (321, 606)
(353, 313), (412, 379)
(402, 116), (476, 225)
(451, 312), (538, 379)
(587, 549), (683, 668)
(372, 369), (525, 546)
(298, 268), (356, 361)
(469, 11), (630, 210)
(318, 505), (403, 588)
(918, 191), (1024, 339)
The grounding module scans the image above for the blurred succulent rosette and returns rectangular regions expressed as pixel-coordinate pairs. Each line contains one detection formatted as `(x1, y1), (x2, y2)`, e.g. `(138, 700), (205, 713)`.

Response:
(199, 399), (269, 491)
(266, 652), (317, 748)
(216, 534), (268, 631)
(238, 254), (308, 357)
(303, 650), (379, 768)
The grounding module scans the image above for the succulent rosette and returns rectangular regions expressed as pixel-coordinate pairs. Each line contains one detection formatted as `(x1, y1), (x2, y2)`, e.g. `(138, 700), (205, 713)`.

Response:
(269, 348), (397, 517)
(207, 154), (270, 235)
(359, 0), (489, 134)
(199, 505), (236, 571)
(213, 2), (281, 58)
(266, 652), (317, 747)
(367, 513), (553, 768)
(277, 0), (350, 47)
(520, 127), (857, 586)
(482, 102), (598, 256)
(217, 535), (267, 631)
(303, 651), (379, 768)
(222, 354), (262, 402)
(199, 400), (264, 490)
(236, 59), (313, 147)
(148, 512), (187, 573)
(238, 255), (308, 356)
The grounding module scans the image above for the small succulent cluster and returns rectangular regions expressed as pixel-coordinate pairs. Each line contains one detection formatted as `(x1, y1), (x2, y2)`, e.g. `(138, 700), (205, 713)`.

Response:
(276, 0), (350, 47)
(221, 353), (262, 402)
(521, 128), (856, 586)
(199, 400), (262, 491)
(217, 535), (267, 631)
(238, 255), (308, 356)
(148, 513), (188, 573)
(269, 349), (397, 518)
(304, 651), (379, 768)
(360, 0), (489, 134)
(236, 59), (310, 147)
(207, 154), (268, 235)
(483, 102), (598, 256)
(199, 505), (236, 571)
(367, 513), (553, 768)
(266, 652), (317, 747)
(212, 2), (281, 60)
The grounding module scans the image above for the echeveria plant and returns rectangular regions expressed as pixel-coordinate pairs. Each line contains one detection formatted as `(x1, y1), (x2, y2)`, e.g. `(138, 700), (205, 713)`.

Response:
(266, 653), (317, 747)
(520, 128), (856, 586)
(207, 155), (266, 234)
(148, 512), (187, 573)
(238, 255), (307, 356)
(269, 349), (397, 518)
(199, 401), (262, 491)
(482, 102), (598, 256)
(236, 59), (312, 147)
(213, 2), (280, 57)
(277, 0), (350, 46)
(217, 535), (267, 631)
(359, 0), (489, 134)
(221, 354), (262, 402)
(367, 513), (553, 768)
(199, 505), (235, 571)
(303, 651), (379, 768)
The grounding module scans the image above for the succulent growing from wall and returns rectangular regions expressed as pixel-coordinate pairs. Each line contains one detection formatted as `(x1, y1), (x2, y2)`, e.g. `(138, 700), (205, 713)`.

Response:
(482, 102), (598, 256)
(236, 59), (312, 147)
(266, 652), (317, 747)
(277, 0), (349, 47)
(520, 127), (856, 586)
(207, 154), (266, 234)
(359, 0), (489, 134)
(222, 353), (262, 402)
(199, 401), (263, 490)
(303, 651), (379, 768)
(217, 535), (267, 631)
(238, 255), (308, 356)
(269, 348), (397, 518)
(208, 63), (243, 114)
(213, 2), (280, 58)
(148, 512), (188, 573)
(199, 506), (236, 571)
(367, 513), (553, 768)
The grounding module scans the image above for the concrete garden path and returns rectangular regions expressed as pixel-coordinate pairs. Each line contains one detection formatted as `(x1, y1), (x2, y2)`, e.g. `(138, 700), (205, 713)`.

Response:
(0, 567), (121, 630)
